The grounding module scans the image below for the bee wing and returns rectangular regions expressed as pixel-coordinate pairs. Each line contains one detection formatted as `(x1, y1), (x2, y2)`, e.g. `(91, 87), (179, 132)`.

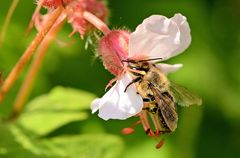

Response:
(169, 81), (202, 107)
(150, 86), (178, 132)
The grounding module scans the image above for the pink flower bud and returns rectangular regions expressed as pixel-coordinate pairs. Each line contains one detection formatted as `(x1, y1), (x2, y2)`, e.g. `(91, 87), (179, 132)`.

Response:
(66, 0), (108, 37)
(98, 30), (130, 76)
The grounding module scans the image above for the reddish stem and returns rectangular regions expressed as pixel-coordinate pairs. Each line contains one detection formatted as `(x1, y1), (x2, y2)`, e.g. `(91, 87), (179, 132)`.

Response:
(0, 7), (63, 103)
(12, 15), (66, 117)
(0, 0), (20, 46)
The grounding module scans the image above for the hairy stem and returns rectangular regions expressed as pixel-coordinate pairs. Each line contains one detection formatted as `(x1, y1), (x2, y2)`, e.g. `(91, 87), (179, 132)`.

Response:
(83, 11), (110, 35)
(0, 7), (63, 103)
(12, 15), (66, 118)
(0, 0), (20, 46)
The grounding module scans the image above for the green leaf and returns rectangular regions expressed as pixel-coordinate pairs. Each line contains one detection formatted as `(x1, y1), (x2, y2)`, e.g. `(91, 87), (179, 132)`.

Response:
(38, 134), (124, 158)
(17, 86), (96, 135)
(0, 124), (41, 158)
(8, 124), (124, 158)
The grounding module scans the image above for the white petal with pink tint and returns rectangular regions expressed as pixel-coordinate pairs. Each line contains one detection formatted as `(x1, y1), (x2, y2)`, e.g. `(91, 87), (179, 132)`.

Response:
(91, 73), (143, 120)
(128, 14), (191, 60)
(170, 13), (191, 54)
(156, 63), (183, 74)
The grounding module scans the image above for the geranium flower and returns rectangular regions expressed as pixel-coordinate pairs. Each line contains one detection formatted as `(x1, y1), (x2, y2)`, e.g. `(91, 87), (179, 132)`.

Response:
(91, 13), (191, 120)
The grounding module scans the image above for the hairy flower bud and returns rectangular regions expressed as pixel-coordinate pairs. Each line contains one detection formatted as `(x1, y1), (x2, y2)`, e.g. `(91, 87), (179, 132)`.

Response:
(98, 30), (130, 76)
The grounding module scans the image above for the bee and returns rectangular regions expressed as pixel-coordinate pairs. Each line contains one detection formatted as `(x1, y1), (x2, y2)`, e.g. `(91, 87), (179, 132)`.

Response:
(124, 60), (202, 134)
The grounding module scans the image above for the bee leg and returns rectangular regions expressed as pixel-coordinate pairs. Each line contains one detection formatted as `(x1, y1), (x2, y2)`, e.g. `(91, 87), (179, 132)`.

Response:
(124, 77), (142, 92)
(145, 128), (156, 137)
(145, 128), (151, 134)
(105, 77), (118, 91)
(158, 130), (171, 134)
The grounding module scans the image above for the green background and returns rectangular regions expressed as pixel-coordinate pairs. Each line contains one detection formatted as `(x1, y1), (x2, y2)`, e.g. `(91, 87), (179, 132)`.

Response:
(0, 0), (240, 158)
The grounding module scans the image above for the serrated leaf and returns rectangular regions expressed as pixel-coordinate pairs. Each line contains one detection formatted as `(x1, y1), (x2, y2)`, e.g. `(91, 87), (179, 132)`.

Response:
(18, 86), (96, 135)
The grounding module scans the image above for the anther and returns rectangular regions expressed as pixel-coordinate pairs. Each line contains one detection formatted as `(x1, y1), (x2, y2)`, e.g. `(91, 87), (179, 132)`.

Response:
(122, 127), (135, 135)
(156, 139), (164, 149)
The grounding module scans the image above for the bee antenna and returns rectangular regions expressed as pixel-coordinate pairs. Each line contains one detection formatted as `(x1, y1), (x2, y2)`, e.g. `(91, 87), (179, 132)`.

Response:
(121, 58), (162, 63)
(121, 59), (136, 63)
(137, 57), (163, 62)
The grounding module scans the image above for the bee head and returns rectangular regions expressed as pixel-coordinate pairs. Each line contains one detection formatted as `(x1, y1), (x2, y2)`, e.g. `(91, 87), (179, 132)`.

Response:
(122, 59), (150, 73)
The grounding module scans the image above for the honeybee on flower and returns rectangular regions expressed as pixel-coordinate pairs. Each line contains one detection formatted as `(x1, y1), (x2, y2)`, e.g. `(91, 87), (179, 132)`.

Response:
(91, 13), (201, 118)
(85, 13), (202, 148)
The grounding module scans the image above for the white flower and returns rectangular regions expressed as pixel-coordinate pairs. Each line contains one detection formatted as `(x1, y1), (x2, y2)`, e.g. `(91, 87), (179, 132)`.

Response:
(91, 13), (191, 120)
(91, 73), (143, 120)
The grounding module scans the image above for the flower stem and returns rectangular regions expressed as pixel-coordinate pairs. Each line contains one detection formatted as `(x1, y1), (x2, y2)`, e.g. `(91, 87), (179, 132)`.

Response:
(0, 0), (20, 47)
(0, 7), (63, 103)
(83, 11), (110, 35)
(11, 16), (66, 118)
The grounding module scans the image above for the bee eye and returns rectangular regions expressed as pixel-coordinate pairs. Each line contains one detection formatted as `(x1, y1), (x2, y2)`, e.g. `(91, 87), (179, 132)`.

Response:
(147, 94), (155, 101)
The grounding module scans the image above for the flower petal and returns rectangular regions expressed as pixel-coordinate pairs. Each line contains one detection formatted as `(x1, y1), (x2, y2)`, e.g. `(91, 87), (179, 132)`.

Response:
(170, 13), (191, 54)
(91, 73), (143, 120)
(91, 98), (101, 113)
(156, 63), (183, 74)
(128, 14), (191, 61)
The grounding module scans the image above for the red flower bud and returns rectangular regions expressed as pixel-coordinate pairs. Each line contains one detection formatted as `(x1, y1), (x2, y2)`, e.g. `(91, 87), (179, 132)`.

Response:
(98, 30), (130, 76)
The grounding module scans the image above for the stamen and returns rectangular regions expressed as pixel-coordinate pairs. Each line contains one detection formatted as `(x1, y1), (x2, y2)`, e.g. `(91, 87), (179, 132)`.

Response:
(122, 106), (165, 149)
(156, 139), (164, 149)
(139, 110), (155, 136)
(122, 127), (135, 135)
(121, 120), (141, 135)
(149, 113), (160, 136)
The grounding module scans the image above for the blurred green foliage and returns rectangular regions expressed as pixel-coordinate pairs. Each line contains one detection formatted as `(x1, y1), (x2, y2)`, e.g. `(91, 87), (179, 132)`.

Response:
(0, 0), (240, 158)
